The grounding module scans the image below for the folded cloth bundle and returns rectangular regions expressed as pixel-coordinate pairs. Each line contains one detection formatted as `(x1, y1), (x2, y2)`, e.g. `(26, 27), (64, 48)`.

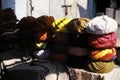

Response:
(67, 18), (90, 33)
(17, 16), (36, 50)
(89, 48), (117, 61)
(86, 15), (118, 35)
(52, 33), (69, 44)
(68, 46), (88, 56)
(88, 32), (117, 49)
(36, 15), (55, 27)
(87, 60), (115, 73)
(50, 43), (68, 63)
(51, 53), (68, 63)
(52, 18), (71, 33)
(68, 33), (88, 47)
(50, 43), (68, 53)
(67, 55), (89, 69)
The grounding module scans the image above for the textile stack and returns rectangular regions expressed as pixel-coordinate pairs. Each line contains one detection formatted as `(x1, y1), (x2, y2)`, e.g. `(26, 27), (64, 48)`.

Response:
(86, 15), (118, 73)
(50, 18), (71, 63)
(66, 18), (91, 69)
(0, 8), (18, 52)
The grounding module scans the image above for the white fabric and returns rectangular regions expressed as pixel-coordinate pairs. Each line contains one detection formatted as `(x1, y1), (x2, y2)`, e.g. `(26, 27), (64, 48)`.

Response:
(86, 15), (118, 35)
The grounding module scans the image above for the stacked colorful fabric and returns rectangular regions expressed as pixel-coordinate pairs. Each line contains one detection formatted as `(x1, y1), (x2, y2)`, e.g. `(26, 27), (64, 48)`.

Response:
(86, 15), (118, 73)
(51, 18), (90, 64)
(66, 18), (90, 68)
(50, 18), (71, 63)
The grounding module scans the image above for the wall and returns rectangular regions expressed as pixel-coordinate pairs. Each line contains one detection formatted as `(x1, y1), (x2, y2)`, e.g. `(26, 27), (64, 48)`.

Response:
(1, 0), (90, 20)
(1, 0), (27, 20)
(15, 0), (27, 20)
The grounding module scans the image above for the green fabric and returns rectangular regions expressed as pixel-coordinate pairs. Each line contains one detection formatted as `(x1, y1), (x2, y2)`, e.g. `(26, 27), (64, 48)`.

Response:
(88, 61), (115, 73)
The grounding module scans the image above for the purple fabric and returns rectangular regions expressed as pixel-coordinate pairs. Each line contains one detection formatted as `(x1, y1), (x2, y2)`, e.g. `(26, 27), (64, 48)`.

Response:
(68, 46), (88, 56)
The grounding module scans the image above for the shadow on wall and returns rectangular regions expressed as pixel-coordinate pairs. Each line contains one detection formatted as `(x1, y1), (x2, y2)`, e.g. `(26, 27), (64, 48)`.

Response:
(77, 3), (88, 18)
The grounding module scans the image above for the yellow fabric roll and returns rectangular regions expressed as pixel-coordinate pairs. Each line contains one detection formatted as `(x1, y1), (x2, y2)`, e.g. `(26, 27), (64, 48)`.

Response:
(90, 48), (116, 61)
(92, 48), (116, 59)
(52, 18), (71, 33)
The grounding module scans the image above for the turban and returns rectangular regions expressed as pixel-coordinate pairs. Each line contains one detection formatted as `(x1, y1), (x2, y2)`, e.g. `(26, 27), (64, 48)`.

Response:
(68, 46), (88, 56)
(52, 33), (69, 44)
(52, 18), (71, 33)
(88, 32), (117, 49)
(68, 33), (88, 47)
(89, 48), (117, 61)
(50, 43), (68, 53)
(67, 18), (90, 33)
(86, 15), (118, 35)
(88, 61), (115, 73)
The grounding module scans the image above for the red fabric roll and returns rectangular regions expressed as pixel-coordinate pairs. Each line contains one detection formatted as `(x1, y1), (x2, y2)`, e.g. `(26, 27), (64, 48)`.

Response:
(89, 48), (117, 61)
(88, 32), (117, 49)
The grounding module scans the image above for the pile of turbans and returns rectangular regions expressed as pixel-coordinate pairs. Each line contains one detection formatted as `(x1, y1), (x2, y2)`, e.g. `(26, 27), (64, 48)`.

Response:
(51, 17), (90, 68)
(17, 14), (118, 73)
(50, 18), (71, 62)
(51, 15), (118, 73)
(86, 15), (118, 73)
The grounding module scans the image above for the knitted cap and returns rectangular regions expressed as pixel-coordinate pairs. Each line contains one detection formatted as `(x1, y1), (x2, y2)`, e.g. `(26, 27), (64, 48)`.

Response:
(88, 61), (115, 73)
(67, 18), (90, 33)
(86, 15), (118, 35)
(89, 48), (117, 61)
(52, 18), (71, 33)
(88, 32), (117, 49)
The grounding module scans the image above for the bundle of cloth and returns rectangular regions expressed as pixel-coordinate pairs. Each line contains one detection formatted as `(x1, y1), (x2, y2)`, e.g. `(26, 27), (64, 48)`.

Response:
(51, 17), (91, 68)
(17, 15), (55, 59)
(66, 18), (91, 69)
(50, 15), (118, 74)
(50, 18), (71, 63)
(0, 8), (19, 51)
(3, 15), (71, 80)
(50, 17), (91, 64)
(86, 15), (118, 73)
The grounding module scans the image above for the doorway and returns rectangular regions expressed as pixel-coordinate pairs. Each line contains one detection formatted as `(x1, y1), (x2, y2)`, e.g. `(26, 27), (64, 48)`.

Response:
(0, 0), (1, 9)
(95, 0), (110, 16)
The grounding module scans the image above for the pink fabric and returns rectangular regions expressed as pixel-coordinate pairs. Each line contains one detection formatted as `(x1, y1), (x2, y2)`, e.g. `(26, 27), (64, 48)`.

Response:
(88, 32), (117, 49)
(68, 46), (88, 56)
